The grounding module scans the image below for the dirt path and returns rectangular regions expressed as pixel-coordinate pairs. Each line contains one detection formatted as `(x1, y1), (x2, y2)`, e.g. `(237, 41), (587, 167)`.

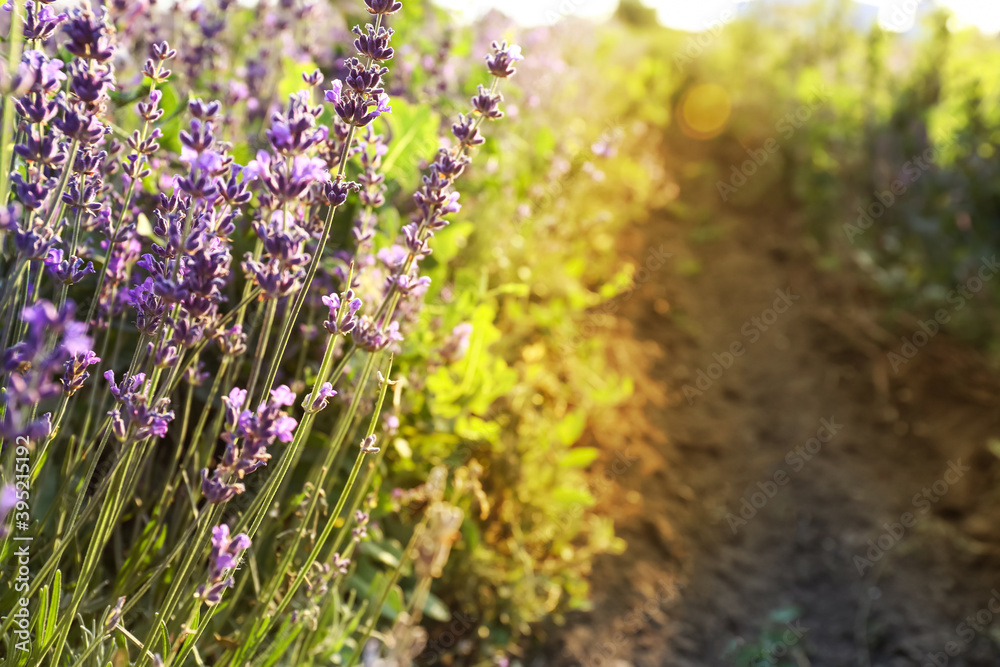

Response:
(536, 195), (1000, 665)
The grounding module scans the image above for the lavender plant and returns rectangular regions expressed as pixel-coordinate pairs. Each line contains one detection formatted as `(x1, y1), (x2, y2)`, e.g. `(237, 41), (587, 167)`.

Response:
(0, 1), (521, 664)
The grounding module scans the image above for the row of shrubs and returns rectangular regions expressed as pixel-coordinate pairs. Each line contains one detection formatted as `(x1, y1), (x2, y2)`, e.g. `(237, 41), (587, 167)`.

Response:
(672, 1), (1000, 348)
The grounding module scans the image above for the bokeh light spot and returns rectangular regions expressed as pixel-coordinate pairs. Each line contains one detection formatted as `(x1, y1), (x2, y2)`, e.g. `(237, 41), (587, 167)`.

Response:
(679, 83), (731, 140)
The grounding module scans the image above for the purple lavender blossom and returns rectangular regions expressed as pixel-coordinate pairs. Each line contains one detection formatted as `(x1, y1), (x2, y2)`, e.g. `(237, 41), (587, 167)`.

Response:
(104, 371), (175, 442)
(265, 91), (327, 156)
(214, 325), (248, 357)
(353, 24), (395, 62)
(242, 210), (311, 299)
(325, 42), (395, 127)
(23, 2), (68, 42)
(61, 350), (101, 396)
(245, 150), (328, 202)
(471, 84), (505, 120)
(485, 40), (523, 79)
(303, 382), (337, 413)
(365, 43), (517, 355)
(63, 6), (116, 63)
(359, 434), (379, 453)
(391, 273), (430, 295)
(200, 468), (244, 505)
(321, 290), (362, 335)
(201, 386), (298, 503)
(2, 301), (90, 441)
(195, 524), (251, 606)
(127, 277), (166, 335)
(375, 245), (407, 271)
(19, 50), (66, 95)
(331, 552), (351, 575)
(352, 510), (370, 542)
(440, 323), (473, 363)
(0, 486), (17, 538)
(363, 0), (402, 15)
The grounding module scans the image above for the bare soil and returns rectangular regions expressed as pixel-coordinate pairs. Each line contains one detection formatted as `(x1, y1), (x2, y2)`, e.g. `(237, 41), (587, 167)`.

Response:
(534, 169), (1000, 666)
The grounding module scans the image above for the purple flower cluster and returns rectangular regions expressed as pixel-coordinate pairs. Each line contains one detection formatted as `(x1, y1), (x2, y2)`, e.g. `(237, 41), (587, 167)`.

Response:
(201, 386), (298, 504)
(242, 210), (310, 299)
(62, 350), (101, 397)
(195, 524), (251, 606)
(45, 248), (94, 285)
(105, 371), (175, 442)
(349, 40), (520, 352)
(22, 2), (67, 42)
(485, 40), (524, 79)
(128, 102), (242, 370)
(439, 323), (473, 363)
(0, 1), (527, 653)
(352, 510), (370, 542)
(2, 301), (93, 441)
(324, 12), (397, 129)
(0, 6), (106, 265)
(322, 289), (363, 336)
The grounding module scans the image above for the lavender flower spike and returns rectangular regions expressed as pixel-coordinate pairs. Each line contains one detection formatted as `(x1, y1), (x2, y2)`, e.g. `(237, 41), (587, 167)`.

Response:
(195, 524), (251, 606)
(485, 40), (523, 79)
(321, 290), (362, 336)
(364, 0), (402, 15)
(104, 370), (175, 442)
(303, 382), (337, 413)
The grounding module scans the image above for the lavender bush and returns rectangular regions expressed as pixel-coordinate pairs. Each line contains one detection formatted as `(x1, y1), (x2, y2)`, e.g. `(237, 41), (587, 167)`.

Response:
(0, 1), (522, 664)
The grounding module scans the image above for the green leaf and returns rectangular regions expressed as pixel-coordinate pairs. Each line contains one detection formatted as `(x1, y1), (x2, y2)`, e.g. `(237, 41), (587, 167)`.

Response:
(422, 592), (451, 622)
(487, 283), (531, 298)
(256, 619), (302, 667)
(559, 447), (600, 469)
(41, 570), (60, 642)
(157, 619), (170, 661)
(555, 411), (587, 446)
(359, 540), (401, 569)
(380, 98), (440, 190)
(768, 605), (801, 624)
(551, 486), (595, 509)
(276, 57), (318, 101)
